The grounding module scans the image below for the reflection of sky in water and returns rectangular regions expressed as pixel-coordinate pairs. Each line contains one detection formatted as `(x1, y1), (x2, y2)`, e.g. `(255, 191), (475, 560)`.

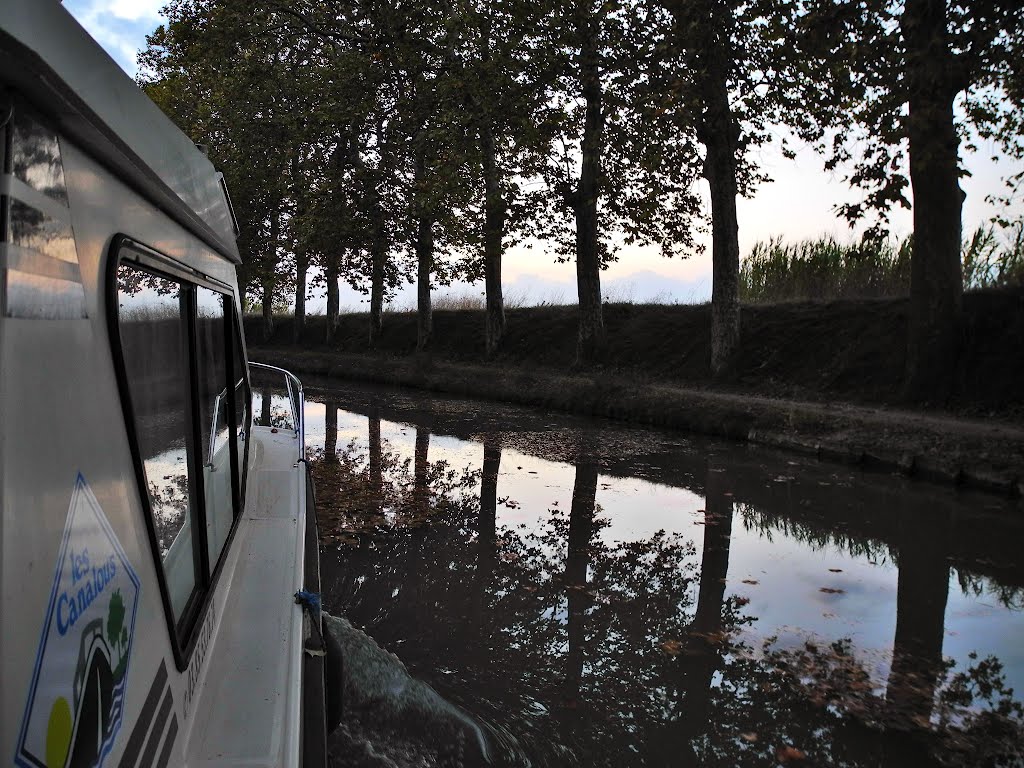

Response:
(303, 397), (1024, 695)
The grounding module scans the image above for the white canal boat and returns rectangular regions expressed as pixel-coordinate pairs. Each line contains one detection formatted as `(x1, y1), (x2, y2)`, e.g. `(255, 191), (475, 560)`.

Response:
(1, 3), (334, 766)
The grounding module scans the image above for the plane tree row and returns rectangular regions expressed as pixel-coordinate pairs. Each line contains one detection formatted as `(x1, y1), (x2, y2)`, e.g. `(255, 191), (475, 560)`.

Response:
(139, 0), (1024, 397)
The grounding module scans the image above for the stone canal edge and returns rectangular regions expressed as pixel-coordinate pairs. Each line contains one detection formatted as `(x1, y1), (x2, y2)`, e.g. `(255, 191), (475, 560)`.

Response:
(252, 348), (1024, 501)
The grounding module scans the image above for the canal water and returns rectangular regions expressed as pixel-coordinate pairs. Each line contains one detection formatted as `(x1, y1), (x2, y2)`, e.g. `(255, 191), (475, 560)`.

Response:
(284, 380), (1023, 767)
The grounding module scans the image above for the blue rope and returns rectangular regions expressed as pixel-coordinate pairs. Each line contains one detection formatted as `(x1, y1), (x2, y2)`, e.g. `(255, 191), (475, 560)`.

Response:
(294, 590), (322, 613)
(294, 590), (325, 653)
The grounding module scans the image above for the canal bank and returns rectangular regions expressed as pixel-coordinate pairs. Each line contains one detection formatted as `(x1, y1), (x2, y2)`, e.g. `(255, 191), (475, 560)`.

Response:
(250, 347), (1024, 500)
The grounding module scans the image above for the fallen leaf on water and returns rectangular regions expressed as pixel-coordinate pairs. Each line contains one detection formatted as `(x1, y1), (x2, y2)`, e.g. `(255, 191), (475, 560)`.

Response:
(735, 596), (751, 606)
(829, 568), (843, 573)
(820, 587), (845, 594)
(776, 746), (806, 764)
(695, 630), (729, 646)
(740, 732), (758, 743)
(660, 640), (682, 656)
(742, 579), (759, 585)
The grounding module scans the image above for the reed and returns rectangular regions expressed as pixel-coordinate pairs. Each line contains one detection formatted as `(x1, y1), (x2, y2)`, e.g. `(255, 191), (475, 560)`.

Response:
(739, 235), (912, 303)
(740, 223), (1024, 303)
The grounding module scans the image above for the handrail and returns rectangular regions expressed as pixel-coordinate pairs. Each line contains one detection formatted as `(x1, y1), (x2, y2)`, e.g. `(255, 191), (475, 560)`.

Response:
(249, 362), (305, 461)
(207, 386), (227, 469)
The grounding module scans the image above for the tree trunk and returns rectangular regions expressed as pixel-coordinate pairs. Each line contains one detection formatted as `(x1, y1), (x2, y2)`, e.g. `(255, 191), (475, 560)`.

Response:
(260, 384), (272, 427)
(261, 279), (275, 343)
(324, 401), (338, 459)
(481, 124), (506, 357)
(565, 457), (599, 711)
(416, 217), (434, 353)
(263, 207), (279, 342)
(887, 507), (950, 728)
(664, 463), (733, 766)
(325, 253), (339, 345)
(293, 253), (307, 345)
(574, 11), (605, 365)
(291, 154), (306, 346)
(471, 438), (501, 654)
(901, 0), (964, 401)
(368, 409), (383, 516)
(414, 145), (434, 353)
(400, 427), (431, 619)
(883, 504), (950, 766)
(701, 66), (741, 377)
(368, 180), (387, 349)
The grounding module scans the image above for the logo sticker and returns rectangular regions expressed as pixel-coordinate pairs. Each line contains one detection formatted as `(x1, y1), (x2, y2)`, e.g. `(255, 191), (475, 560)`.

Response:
(15, 474), (141, 768)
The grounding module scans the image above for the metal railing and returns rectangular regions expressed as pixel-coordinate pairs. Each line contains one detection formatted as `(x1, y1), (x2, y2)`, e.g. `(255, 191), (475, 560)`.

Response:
(249, 362), (305, 461)
(207, 386), (227, 469)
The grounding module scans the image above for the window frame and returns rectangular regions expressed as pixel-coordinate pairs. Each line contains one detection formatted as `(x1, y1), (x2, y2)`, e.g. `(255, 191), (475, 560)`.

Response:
(106, 235), (251, 670)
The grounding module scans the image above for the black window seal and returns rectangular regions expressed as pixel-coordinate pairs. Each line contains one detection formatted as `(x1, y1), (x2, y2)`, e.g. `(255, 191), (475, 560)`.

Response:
(224, 300), (250, 523)
(1, 92), (12, 316)
(106, 233), (248, 672)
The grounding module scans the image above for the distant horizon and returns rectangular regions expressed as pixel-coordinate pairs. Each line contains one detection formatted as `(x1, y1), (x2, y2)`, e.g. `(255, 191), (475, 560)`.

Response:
(64, 0), (1024, 311)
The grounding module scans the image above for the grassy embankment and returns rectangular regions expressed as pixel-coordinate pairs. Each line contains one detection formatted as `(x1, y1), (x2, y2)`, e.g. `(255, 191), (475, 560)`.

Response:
(248, 233), (1024, 495)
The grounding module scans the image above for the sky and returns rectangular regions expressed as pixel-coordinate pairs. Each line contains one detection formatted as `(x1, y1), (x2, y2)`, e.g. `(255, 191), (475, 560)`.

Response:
(63, 0), (1023, 310)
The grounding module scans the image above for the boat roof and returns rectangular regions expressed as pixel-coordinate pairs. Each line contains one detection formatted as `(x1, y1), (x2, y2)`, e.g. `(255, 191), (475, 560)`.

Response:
(0, 0), (240, 263)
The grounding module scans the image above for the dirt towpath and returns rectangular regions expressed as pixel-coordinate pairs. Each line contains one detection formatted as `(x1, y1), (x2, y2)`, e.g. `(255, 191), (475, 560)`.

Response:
(252, 348), (1024, 500)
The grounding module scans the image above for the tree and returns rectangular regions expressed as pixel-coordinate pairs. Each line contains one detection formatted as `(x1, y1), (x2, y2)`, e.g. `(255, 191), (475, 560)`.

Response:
(440, 0), (561, 357)
(534, 0), (702, 365)
(390, 3), (481, 353)
(653, 0), (800, 376)
(799, 0), (1024, 399)
(139, 0), (308, 339)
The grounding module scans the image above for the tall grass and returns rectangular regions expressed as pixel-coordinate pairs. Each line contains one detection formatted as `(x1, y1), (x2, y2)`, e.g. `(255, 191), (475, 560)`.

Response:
(962, 221), (1024, 290)
(739, 236), (912, 303)
(740, 222), (1024, 303)
(382, 286), (567, 314)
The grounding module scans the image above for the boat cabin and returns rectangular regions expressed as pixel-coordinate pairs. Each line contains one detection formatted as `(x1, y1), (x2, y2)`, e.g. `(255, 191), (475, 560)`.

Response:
(0, 3), (328, 766)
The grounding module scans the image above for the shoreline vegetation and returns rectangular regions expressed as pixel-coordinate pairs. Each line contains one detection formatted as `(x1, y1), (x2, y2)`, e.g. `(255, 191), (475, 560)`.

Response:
(247, 287), (1024, 501)
(143, 0), (1024, 407)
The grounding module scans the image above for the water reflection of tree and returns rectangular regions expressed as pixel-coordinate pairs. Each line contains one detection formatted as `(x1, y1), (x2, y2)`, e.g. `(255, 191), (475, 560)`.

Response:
(737, 498), (1024, 612)
(147, 471), (190, 557)
(316, 443), (700, 764)
(313, 443), (1024, 768)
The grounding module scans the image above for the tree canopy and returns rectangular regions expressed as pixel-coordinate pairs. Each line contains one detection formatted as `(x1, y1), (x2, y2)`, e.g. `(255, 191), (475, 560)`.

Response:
(137, 0), (1024, 396)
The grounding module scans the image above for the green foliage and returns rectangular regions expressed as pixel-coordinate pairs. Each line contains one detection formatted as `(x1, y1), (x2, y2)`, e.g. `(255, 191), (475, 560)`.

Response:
(133, 0), (1024, 363)
(527, 0), (704, 265)
(962, 221), (1024, 290)
(740, 224), (1024, 303)
(792, 0), (1024, 234)
(739, 235), (913, 302)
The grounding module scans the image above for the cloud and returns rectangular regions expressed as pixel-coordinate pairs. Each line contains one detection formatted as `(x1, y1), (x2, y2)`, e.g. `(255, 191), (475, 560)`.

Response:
(63, 0), (166, 75)
(106, 0), (165, 22)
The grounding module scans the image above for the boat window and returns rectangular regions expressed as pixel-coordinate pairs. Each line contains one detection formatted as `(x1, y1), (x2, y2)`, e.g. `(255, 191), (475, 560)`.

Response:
(114, 245), (250, 659)
(115, 265), (201, 623)
(1, 108), (86, 319)
(196, 286), (234, 566)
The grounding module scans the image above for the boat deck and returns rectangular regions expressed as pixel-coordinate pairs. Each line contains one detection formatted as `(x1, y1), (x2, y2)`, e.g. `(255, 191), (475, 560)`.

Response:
(185, 427), (308, 767)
